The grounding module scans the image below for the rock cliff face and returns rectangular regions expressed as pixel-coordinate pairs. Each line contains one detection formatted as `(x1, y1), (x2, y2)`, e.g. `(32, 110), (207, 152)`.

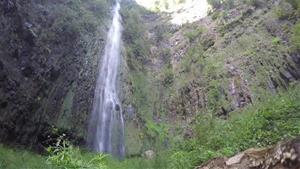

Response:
(168, 0), (300, 119)
(0, 0), (112, 150)
(120, 0), (300, 156)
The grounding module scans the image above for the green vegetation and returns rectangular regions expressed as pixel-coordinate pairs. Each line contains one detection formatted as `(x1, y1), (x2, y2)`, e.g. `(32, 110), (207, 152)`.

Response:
(274, 6), (292, 20)
(272, 37), (281, 45)
(0, 145), (52, 169)
(274, 0), (300, 20)
(208, 0), (261, 9)
(39, 0), (110, 44)
(291, 23), (300, 51)
(286, 0), (300, 12)
(0, 141), (168, 169)
(169, 85), (300, 168)
(108, 153), (169, 169)
(161, 65), (174, 87)
(121, 3), (151, 69)
(47, 137), (107, 169)
(121, 1), (172, 155)
(2, 85), (300, 169)
(184, 27), (205, 42)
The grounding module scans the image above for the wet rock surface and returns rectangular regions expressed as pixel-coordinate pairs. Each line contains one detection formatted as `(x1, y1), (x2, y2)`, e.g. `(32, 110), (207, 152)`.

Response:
(0, 0), (110, 150)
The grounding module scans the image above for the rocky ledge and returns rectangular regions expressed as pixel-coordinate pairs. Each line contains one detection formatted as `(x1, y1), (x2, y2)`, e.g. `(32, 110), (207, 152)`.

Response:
(197, 137), (300, 169)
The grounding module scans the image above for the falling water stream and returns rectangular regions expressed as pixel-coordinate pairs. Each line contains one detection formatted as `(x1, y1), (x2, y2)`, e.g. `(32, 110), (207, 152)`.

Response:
(88, 0), (125, 158)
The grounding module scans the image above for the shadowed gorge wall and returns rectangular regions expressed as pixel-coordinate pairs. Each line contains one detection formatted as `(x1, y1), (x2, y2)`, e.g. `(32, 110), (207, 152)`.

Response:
(0, 0), (113, 150)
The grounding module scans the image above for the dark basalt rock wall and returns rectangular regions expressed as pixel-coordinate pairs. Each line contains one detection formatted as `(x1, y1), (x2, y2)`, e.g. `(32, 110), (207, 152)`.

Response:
(0, 0), (111, 151)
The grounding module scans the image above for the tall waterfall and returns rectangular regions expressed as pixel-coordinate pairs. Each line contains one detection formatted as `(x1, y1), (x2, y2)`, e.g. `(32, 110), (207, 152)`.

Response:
(88, 0), (125, 158)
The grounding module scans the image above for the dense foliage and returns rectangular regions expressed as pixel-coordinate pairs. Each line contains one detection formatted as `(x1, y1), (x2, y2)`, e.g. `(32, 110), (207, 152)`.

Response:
(47, 137), (108, 169)
(1, 85), (300, 169)
(0, 145), (52, 169)
(168, 85), (300, 169)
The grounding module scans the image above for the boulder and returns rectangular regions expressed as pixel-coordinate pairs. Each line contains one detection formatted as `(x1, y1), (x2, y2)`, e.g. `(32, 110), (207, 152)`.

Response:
(143, 150), (156, 160)
(196, 137), (300, 169)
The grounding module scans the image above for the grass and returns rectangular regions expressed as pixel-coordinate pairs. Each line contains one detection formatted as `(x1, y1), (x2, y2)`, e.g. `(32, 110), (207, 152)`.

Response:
(0, 145), (52, 169)
(0, 144), (168, 169)
(169, 84), (300, 169)
(1, 85), (300, 169)
(107, 153), (169, 169)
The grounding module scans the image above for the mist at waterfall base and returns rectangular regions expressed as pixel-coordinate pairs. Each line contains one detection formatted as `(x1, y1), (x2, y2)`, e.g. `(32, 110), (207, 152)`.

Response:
(87, 0), (125, 158)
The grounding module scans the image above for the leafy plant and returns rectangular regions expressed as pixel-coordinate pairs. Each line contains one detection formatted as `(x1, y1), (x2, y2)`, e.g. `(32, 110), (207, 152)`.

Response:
(47, 136), (108, 169)
(145, 120), (169, 143)
(169, 151), (193, 169)
(272, 37), (281, 45)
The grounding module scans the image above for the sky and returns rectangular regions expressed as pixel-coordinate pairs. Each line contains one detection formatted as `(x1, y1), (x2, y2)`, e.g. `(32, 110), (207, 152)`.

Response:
(134, 0), (210, 25)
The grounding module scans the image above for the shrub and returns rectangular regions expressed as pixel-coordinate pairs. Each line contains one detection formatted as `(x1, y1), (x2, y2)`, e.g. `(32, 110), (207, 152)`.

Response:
(47, 137), (108, 169)
(145, 120), (169, 143)
(184, 27), (205, 42)
(274, 2), (294, 20)
(285, 0), (300, 11)
(161, 66), (174, 87)
(272, 37), (281, 45)
(169, 151), (193, 169)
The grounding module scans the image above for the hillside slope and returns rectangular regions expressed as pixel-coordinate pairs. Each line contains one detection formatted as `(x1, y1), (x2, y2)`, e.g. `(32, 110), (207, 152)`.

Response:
(120, 0), (300, 157)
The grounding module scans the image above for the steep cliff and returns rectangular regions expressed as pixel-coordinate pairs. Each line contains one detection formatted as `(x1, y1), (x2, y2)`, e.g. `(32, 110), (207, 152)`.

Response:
(168, 0), (300, 119)
(120, 0), (300, 156)
(0, 0), (113, 150)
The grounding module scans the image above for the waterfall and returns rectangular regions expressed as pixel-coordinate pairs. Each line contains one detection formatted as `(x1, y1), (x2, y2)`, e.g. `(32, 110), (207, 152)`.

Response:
(88, 0), (125, 158)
